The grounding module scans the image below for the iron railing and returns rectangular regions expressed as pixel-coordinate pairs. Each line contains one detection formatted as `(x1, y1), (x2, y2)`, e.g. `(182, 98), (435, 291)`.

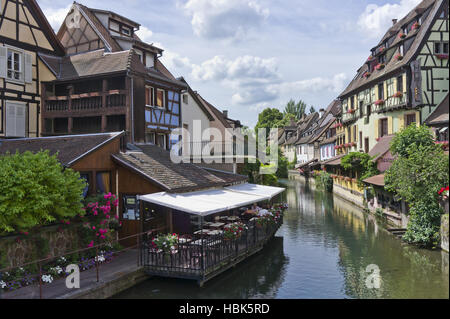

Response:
(141, 217), (283, 283)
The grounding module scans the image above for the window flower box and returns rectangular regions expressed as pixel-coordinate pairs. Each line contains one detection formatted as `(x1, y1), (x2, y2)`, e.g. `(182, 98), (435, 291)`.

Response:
(351, 142), (357, 147)
(378, 47), (385, 53)
(398, 32), (406, 39)
(411, 22), (420, 31)
(344, 177), (351, 182)
(367, 55), (374, 62)
(89, 92), (101, 97)
(345, 143), (351, 148)
(393, 91), (403, 98)
(364, 72), (371, 78)
(374, 99), (385, 106)
(347, 109), (355, 114)
(394, 54), (403, 61)
(375, 63), (385, 71)
(435, 54), (449, 60)
(352, 178), (358, 183)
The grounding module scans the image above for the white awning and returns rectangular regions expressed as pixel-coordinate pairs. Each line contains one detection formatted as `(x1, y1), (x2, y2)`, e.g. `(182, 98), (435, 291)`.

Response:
(225, 183), (285, 199)
(138, 183), (285, 216)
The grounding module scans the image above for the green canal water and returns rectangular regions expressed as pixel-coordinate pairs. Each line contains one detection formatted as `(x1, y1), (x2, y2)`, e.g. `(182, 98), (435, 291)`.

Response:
(113, 177), (449, 299)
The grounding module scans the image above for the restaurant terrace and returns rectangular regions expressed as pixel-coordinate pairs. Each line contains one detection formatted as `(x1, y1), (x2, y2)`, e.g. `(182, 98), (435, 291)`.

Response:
(138, 183), (287, 286)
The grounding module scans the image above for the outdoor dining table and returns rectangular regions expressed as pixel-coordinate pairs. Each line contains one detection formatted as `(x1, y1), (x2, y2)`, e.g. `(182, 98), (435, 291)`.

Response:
(207, 222), (225, 229)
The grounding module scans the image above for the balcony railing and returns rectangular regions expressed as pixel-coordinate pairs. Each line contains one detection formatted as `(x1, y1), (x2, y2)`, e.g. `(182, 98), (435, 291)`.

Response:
(44, 90), (127, 113)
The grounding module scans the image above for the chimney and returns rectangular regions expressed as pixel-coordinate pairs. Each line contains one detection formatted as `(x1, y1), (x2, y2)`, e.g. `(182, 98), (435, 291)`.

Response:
(319, 108), (325, 118)
(223, 110), (228, 118)
(392, 19), (398, 25)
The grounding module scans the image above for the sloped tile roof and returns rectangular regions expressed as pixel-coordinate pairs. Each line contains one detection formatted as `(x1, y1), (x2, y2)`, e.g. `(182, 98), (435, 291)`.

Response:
(368, 135), (395, 161)
(363, 174), (386, 187)
(0, 132), (123, 166)
(112, 144), (247, 193)
(425, 93), (449, 125)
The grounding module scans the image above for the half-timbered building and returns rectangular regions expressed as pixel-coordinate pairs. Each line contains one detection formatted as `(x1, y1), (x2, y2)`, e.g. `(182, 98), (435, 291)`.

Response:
(0, 0), (64, 138)
(338, 0), (448, 155)
(40, 2), (186, 147)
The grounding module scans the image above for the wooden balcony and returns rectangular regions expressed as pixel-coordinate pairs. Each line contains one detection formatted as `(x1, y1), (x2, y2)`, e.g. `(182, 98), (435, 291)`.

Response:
(43, 90), (127, 118)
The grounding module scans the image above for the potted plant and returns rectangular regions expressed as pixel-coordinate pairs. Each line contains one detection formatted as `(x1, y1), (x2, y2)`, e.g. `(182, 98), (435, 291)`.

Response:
(398, 32), (406, 39)
(374, 99), (385, 106)
(151, 233), (179, 253)
(348, 109), (355, 114)
(223, 222), (247, 239)
(436, 54), (449, 60)
(364, 72), (371, 78)
(375, 63), (385, 71)
(411, 22), (420, 31)
(393, 91), (403, 98)
(351, 142), (357, 147)
(394, 53), (403, 61)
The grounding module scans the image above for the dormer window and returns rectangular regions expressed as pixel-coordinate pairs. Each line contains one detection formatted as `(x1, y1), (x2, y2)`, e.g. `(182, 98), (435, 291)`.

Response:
(109, 18), (133, 37)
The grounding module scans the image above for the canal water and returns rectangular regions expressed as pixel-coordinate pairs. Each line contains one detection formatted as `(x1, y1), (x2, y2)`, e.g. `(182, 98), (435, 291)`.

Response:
(113, 177), (449, 299)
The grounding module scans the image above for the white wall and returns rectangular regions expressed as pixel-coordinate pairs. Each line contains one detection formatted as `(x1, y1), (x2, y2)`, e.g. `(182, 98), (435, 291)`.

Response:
(320, 143), (335, 161)
(182, 91), (211, 142)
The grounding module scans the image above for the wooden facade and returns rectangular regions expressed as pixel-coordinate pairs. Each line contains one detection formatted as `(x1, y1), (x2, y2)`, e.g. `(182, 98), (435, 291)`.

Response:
(40, 2), (186, 148)
(0, 0), (64, 138)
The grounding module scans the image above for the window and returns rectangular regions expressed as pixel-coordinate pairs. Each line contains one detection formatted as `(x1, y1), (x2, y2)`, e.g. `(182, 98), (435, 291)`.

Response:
(367, 104), (371, 117)
(364, 138), (369, 154)
(145, 86), (154, 106)
(435, 42), (449, 54)
(379, 54), (386, 64)
(397, 76), (403, 92)
(157, 134), (166, 149)
(7, 49), (22, 81)
(379, 118), (388, 137)
(109, 19), (133, 37)
(5, 102), (26, 137)
(96, 171), (111, 194)
(353, 126), (357, 143)
(167, 91), (180, 115)
(156, 89), (165, 108)
(80, 173), (91, 198)
(350, 97), (354, 110)
(359, 132), (363, 149)
(405, 113), (416, 127)
(386, 78), (395, 97)
(145, 132), (155, 144)
(378, 83), (384, 100)
(121, 25), (131, 36)
(399, 44), (404, 56)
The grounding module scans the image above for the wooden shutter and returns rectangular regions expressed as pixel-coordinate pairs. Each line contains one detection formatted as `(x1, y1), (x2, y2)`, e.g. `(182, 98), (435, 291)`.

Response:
(387, 117), (393, 135)
(15, 104), (26, 137)
(0, 46), (7, 79)
(6, 103), (26, 137)
(24, 53), (32, 83)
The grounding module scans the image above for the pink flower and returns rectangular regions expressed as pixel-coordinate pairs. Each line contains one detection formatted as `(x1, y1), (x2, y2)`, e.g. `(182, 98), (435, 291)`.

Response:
(92, 226), (96, 230)
(88, 241), (94, 248)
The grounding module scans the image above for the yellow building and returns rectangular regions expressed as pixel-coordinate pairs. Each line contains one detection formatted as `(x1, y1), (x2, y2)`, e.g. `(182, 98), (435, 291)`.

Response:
(338, 0), (448, 155)
(0, 0), (64, 138)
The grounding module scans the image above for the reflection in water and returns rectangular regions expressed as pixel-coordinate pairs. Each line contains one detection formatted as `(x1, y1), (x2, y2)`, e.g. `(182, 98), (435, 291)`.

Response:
(114, 177), (449, 299)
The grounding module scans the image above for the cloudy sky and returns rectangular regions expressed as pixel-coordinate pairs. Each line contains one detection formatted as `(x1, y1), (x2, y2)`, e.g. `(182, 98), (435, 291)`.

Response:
(37, 0), (422, 128)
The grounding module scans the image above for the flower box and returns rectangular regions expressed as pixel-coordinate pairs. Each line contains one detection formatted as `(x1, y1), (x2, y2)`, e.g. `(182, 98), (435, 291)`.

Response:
(89, 92), (101, 97)
(80, 93), (90, 98)
(398, 32), (406, 39)
(339, 176), (344, 180)
(435, 54), (449, 60)
(411, 22), (420, 31)
(347, 109), (355, 114)
(393, 91), (403, 98)
(344, 177), (351, 182)
(351, 142), (357, 147)
(374, 99), (385, 106)
(378, 47), (385, 53)
(345, 143), (351, 148)
(364, 72), (371, 78)
(375, 63), (385, 71)
(367, 56), (374, 62)
(394, 54), (403, 61)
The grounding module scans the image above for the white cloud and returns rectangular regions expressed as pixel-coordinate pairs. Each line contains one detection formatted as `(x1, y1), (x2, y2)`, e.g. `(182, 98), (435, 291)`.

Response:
(191, 55), (279, 82)
(274, 73), (349, 95)
(182, 0), (269, 40)
(42, 5), (71, 31)
(357, 0), (421, 38)
(136, 26), (154, 43)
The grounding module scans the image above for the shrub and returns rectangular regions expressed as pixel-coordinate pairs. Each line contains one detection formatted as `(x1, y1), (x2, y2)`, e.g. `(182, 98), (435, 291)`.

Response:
(0, 151), (86, 234)
(317, 171), (333, 192)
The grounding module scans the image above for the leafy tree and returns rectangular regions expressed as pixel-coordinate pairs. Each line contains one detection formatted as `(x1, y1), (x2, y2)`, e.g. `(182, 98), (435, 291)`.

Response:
(284, 99), (307, 120)
(317, 171), (333, 192)
(276, 147), (289, 179)
(385, 124), (449, 247)
(385, 144), (448, 204)
(255, 108), (284, 139)
(341, 152), (379, 186)
(275, 113), (296, 128)
(390, 124), (435, 158)
(0, 151), (86, 234)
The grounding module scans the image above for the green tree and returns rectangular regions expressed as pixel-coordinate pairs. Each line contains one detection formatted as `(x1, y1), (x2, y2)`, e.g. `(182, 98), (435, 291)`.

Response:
(0, 151), (86, 234)
(275, 113), (296, 128)
(284, 99), (307, 120)
(385, 124), (449, 247)
(341, 152), (379, 186)
(255, 108), (284, 139)
(390, 124), (435, 158)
